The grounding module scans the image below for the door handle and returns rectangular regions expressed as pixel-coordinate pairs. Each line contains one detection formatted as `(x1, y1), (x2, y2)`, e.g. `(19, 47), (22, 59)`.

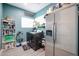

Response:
(53, 23), (57, 41)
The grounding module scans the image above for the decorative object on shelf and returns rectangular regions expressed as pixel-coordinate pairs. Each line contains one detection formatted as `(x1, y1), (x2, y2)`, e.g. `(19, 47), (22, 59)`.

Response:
(2, 16), (15, 36)
(46, 3), (71, 15)
(5, 16), (13, 21)
(46, 3), (62, 14)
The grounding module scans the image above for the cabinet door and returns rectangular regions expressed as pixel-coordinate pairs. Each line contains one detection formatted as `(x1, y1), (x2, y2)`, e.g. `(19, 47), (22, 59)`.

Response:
(55, 5), (78, 56)
(45, 13), (55, 56)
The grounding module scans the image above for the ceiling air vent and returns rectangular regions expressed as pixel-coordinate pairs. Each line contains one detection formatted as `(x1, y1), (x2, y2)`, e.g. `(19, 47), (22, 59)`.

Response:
(24, 11), (35, 17)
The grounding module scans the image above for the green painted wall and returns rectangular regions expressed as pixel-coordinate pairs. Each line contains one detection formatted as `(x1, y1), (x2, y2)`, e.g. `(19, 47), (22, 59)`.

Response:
(3, 3), (34, 42)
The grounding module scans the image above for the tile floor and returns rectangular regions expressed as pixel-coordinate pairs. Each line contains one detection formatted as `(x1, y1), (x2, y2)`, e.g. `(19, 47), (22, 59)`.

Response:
(1, 47), (45, 56)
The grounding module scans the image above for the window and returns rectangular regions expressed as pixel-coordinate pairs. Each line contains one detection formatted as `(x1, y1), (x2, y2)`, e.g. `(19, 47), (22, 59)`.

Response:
(21, 17), (34, 28)
(35, 15), (46, 24)
(34, 15), (46, 28)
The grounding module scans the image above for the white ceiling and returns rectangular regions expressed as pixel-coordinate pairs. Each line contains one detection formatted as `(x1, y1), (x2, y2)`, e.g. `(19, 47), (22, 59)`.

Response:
(8, 3), (50, 13)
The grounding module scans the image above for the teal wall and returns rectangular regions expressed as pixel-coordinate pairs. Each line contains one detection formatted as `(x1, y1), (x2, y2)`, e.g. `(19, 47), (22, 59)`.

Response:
(34, 3), (53, 18)
(0, 3), (55, 48)
(0, 3), (55, 45)
(3, 3), (34, 42)
(0, 3), (2, 49)
(34, 3), (56, 18)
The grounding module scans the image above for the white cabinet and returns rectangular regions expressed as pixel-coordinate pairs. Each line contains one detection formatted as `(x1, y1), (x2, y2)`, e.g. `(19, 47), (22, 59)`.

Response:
(55, 5), (78, 56)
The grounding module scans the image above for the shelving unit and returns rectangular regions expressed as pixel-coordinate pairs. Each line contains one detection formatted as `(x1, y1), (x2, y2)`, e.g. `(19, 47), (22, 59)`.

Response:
(2, 17), (16, 49)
